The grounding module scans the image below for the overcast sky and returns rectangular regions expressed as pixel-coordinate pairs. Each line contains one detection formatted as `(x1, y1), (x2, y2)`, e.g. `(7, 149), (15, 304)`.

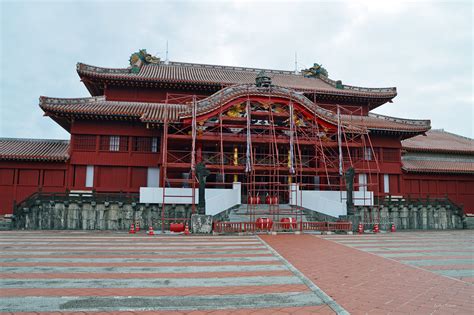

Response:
(0, 0), (472, 139)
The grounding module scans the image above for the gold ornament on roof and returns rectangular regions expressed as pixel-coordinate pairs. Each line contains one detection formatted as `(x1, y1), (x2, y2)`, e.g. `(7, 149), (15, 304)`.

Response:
(226, 103), (244, 118)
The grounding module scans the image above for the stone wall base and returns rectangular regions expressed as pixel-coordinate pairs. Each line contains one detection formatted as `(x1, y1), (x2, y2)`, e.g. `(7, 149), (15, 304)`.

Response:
(350, 204), (464, 231)
(14, 201), (193, 230)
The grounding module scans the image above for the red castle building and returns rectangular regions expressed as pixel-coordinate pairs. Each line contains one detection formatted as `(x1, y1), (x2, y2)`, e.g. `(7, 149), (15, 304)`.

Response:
(1, 49), (473, 225)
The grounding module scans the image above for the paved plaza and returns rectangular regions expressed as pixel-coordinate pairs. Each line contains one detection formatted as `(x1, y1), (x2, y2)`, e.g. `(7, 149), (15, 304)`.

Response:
(0, 231), (473, 314)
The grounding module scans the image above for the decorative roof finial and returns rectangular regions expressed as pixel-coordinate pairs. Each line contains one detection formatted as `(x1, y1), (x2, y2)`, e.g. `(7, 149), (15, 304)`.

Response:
(129, 49), (161, 73)
(255, 70), (272, 87)
(302, 63), (328, 78)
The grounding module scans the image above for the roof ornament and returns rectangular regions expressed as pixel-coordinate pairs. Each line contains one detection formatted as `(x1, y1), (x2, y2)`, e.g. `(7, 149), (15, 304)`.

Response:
(302, 63), (329, 78)
(129, 49), (161, 73)
(255, 70), (272, 87)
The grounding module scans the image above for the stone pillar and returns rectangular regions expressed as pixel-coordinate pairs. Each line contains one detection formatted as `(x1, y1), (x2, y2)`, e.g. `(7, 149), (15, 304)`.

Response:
(433, 205), (440, 229)
(390, 206), (400, 229)
(410, 205), (419, 229)
(426, 205), (434, 229)
(438, 206), (447, 230)
(380, 206), (389, 231)
(400, 206), (409, 230)
(419, 206), (427, 230)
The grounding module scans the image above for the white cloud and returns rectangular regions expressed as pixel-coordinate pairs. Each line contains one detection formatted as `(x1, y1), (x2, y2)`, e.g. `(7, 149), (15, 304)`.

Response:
(0, 0), (472, 138)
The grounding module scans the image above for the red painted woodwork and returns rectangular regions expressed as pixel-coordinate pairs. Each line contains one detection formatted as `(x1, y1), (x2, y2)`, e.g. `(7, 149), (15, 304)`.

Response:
(130, 167), (147, 189)
(401, 174), (474, 214)
(0, 161), (68, 215)
(96, 166), (128, 191)
(43, 170), (65, 187)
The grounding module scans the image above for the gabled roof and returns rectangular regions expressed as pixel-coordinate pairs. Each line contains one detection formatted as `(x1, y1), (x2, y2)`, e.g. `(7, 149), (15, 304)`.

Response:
(0, 138), (69, 162)
(77, 60), (397, 102)
(402, 129), (474, 155)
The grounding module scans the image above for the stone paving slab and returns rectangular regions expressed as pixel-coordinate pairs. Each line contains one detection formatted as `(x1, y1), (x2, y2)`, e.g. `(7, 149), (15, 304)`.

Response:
(0, 231), (334, 314)
(1, 292), (325, 312)
(324, 231), (474, 284)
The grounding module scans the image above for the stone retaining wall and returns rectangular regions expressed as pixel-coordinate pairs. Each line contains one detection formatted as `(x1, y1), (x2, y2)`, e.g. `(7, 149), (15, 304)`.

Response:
(351, 204), (464, 230)
(14, 200), (193, 230)
(13, 199), (468, 231)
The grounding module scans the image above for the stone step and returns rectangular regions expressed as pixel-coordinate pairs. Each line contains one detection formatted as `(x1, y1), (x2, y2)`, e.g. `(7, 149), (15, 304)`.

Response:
(0, 221), (12, 231)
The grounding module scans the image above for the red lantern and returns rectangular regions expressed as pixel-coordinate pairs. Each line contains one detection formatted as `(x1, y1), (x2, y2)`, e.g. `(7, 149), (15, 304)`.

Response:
(256, 217), (273, 230)
(170, 223), (185, 233)
(280, 217), (297, 230)
(272, 196), (278, 204)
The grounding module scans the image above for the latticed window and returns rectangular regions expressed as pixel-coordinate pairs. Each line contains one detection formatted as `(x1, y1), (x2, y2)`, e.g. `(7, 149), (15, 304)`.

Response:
(74, 135), (96, 151)
(364, 147), (373, 161)
(100, 136), (128, 152)
(133, 137), (159, 152)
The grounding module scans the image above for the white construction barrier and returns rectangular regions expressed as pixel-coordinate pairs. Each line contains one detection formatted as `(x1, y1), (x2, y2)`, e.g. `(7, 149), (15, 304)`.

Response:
(139, 182), (241, 216)
(290, 184), (373, 217)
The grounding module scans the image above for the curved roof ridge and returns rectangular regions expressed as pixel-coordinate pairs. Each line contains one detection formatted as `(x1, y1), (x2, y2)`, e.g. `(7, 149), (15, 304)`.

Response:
(166, 61), (301, 76)
(368, 112), (431, 126)
(182, 83), (339, 122)
(77, 62), (131, 74)
(40, 95), (106, 105)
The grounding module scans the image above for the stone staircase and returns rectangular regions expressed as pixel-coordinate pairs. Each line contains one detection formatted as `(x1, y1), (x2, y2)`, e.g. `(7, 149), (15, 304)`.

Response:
(214, 204), (337, 223)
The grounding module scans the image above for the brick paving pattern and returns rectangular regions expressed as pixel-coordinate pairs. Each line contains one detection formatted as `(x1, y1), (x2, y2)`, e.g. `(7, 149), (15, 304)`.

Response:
(261, 232), (474, 314)
(0, 231), (336, 314)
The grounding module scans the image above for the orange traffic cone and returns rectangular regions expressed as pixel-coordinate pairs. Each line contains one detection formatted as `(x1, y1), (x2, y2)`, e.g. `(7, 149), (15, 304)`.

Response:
(147, 226), (154, 236)
(129, 223), (136, 234)
(184, 223), (190, 236)
(135, 222), (140, 232)
(358, 223), (363, 234)
(391, 224), (396, 233)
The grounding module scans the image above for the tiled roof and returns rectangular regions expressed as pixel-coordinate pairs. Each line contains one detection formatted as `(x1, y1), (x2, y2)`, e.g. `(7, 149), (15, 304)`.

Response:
(402, 129), (474, 154)
(0, 138), (69, 162)
(342, 113), (430, 133)
(402, 159), (474, 174)
(40, 93), (429, 134)
(77, 61), (397, 99)
(40, 96), (186, 123)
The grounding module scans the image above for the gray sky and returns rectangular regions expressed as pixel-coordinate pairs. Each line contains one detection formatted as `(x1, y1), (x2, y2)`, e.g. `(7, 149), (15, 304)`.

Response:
(1, 0), (472, 139)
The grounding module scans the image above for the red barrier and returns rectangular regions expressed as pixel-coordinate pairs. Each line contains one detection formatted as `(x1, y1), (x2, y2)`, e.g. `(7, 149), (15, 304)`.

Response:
(213, 221), (352, 233)
(213, 222), (257, 233)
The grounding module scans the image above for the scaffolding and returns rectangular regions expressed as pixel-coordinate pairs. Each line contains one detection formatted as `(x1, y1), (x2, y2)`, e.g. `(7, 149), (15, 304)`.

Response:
(157, 88), (381, 230)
